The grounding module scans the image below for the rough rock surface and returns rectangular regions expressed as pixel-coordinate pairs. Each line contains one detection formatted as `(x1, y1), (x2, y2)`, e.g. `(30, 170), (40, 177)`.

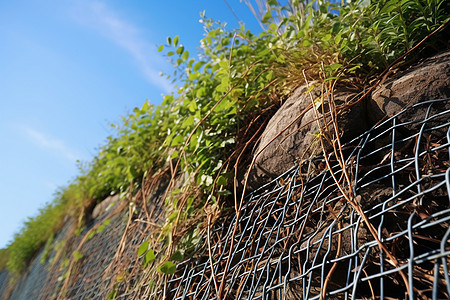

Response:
(368, 51), (450, 127)
(247, 50), (450, 191)
(247, 85), (367, 190)
(248, 85), (316, 189)
(92, 194), (119, 219)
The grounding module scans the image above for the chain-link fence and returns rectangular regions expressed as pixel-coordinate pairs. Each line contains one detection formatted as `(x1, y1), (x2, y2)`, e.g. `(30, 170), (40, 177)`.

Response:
(0, 98), (449, 300)
(0, 220), (74, 300)
(166, 97), (450, 299)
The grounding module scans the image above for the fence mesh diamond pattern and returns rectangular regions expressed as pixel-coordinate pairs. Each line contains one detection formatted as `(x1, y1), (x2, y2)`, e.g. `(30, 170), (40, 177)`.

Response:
(0, 98), (449, 300)
(166, 97), (450, 299)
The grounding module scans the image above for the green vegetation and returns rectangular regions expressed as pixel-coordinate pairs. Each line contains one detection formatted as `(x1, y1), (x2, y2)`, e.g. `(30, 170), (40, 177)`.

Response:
(6, 195), (67, 274)
(0, 248), (9, 270)
(1, 0), (448, 278)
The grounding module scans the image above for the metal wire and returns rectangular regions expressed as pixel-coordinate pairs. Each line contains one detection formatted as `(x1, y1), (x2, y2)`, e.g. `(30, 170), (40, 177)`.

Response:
(0, 98), (449, 300)
(166, 97), (450, 299)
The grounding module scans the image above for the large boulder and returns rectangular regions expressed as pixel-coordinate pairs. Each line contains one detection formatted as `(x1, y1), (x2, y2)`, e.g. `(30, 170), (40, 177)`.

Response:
(368, 51), (450, 129)
(92, 194), (120, 219)
(246, 84), (367, 190)
(246, 50), (450, 191)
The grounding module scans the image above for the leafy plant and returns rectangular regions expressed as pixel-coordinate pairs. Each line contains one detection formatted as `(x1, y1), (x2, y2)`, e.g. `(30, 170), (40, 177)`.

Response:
(156, 261), (177, 275)
(3, 0), (448, 283)
(0, 248), (10, 270)
(137, 240), (156, 267)
(6, 197), (68, 274)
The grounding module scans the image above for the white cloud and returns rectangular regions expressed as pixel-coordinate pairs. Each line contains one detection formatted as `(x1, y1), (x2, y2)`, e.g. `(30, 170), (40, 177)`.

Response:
(22, 126), (82, 163)
(70, 1), (173, 93)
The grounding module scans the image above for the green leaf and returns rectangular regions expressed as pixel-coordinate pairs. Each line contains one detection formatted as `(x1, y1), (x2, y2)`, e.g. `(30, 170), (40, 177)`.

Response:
(346, 65), (361, 73)
(168, 211), (178, 222)
(269, 23), (277, 32)
(173, 35), (179, 47)
(321, 34), (332, 42)
(302, 39), (313, 47)
(182, 50), (189, 61)
(145, 249), (155, 264)
(262, 11), (272, 23)
(217, 175), (228, 186)
(188, 72), (199, 81)
(141, 100), (150, 113)
(218, 189), (232, 196)
(335, 32), (342, 44)
(107, 289), (117, 300)
(380, 0), (399, 14)
(170, 150), (179, 159)
(171, 134), (185, 146)
(96, 224), (106, 233)
(187, 59), (195, 68)
(87, 231), (95, 240)
(138, 241), (149, 257)
(73, 250), (83, 262)
(193, 61), (206, 72)
(324, 64), (342, 72)
(157, 261), (177, 274)
(166, 37), (172, 46)
(323, 76), (340, 82)
(188, 100), (197, 112)
(181, 115), (195, 127)
(148, 280), (156, 291)
(176, 45), (184, 55)
(170, 251), (183, 261)
(304, 83), (317, 94)
(186, 196), (194, 212)
(158, 45), (164, 52)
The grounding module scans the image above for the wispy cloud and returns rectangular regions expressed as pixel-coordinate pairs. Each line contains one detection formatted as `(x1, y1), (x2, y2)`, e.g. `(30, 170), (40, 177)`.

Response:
(70, 1), (172, 93)
(22, 126), (83, 163)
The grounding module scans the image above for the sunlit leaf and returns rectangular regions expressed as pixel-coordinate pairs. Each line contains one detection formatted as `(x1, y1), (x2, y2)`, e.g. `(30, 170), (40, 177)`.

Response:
(176, 45), (184, 55)
(182, 50), (189, 61)
(145, 249), (155, 264)
(217, 175), (227, 186)
(157, 261), (177, 274)
(138, 241), (149, 257)
(193, 61), (206, 72)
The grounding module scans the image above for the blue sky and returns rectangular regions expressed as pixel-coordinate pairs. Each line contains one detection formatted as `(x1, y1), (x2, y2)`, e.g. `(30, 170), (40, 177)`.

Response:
(0, 0), (261, 249)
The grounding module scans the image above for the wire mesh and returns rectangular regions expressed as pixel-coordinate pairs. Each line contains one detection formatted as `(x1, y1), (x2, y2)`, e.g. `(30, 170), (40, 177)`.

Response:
(0, 220), (75, 300)
(166, 97), (450, 299)
(0, 98), (449, 300)
(52, 175), (169, 300)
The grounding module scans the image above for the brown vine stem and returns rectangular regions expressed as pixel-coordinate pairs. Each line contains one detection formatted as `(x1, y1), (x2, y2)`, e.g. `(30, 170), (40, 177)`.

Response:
(345, 17), (450, 112)
(320, 221), (342, 300)
(233, 114), (270, 211)
(103, 193), (135, 278)
(302, 70), (412, 297)
(219, 91), (313, 300)
(57, 200), (128, 299)
(207, 213), (220, 296)
(362, 268), (376, 300)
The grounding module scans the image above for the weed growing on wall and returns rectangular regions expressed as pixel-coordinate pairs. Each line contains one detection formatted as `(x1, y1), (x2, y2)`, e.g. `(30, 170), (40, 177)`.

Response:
(2, 0), (448, 278)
